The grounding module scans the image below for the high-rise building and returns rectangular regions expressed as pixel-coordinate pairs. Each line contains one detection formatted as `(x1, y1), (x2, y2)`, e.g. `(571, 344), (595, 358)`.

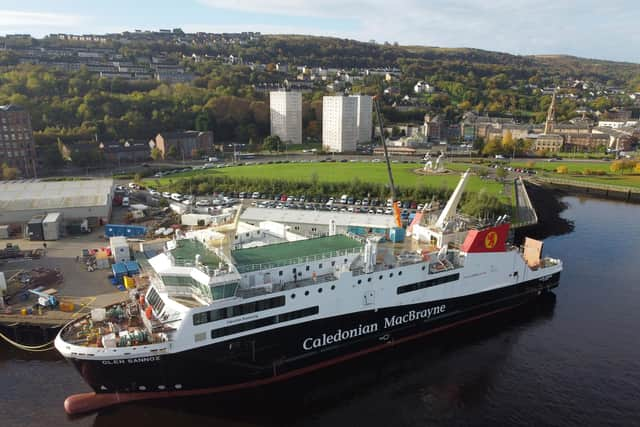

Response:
(322, 96), (358, 152)
(0, 105), (36, 178)
(270, 91), (302, 145)
(350, 95), (373, 143)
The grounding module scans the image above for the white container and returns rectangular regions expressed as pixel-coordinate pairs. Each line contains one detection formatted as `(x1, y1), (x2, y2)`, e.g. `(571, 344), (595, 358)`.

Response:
(42, 212), (62, 241)
(0, 225), (9, 239)
(110, 236), (130, 263)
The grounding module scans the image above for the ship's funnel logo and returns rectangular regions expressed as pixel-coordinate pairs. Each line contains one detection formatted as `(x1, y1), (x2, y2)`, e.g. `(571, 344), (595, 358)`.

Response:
(484, 231), (498, 249)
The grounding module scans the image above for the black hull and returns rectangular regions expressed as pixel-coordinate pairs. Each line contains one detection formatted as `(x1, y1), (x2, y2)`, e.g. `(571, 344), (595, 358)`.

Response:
(68, 274), (560, 394)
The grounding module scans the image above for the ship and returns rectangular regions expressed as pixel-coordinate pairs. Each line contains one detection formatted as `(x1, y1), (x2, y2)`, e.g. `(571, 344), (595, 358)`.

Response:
(55, 171), (562, 414)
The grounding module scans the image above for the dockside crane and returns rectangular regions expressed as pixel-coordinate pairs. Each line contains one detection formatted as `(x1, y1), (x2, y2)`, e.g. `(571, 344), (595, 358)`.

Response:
(373, 95), (402, 227)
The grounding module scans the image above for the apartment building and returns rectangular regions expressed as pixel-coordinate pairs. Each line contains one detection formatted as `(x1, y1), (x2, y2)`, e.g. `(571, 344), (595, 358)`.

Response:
(322, 96), (358, 152)
(0, 105), (37, 177)
(270, 91), (302, 145)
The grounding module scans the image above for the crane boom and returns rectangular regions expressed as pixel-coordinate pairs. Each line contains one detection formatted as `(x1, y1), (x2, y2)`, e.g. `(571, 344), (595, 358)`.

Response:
(373, 96), (402, 227)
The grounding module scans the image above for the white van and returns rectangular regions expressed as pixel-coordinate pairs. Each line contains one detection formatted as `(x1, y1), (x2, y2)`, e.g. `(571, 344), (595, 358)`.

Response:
(170, 193), (183, 202)
(340, 194), (349, 204)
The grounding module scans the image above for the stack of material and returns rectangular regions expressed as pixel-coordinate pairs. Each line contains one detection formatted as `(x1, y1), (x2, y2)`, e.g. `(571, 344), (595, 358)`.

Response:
(95, 250), (110, 270)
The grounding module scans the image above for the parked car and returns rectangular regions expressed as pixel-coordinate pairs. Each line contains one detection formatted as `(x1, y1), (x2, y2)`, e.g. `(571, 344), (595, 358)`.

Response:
(162, 192), (171, 198)
(196, 200), (211, 207)
(170, 193), (183, 202)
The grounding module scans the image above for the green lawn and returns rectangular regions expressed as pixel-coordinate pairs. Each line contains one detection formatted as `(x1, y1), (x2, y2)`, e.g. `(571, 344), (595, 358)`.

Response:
(149, 162), (506, 197)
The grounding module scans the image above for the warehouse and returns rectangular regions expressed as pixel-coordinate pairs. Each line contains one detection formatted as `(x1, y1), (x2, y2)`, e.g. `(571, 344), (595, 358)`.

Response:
(0, 179), (113, 226)
(240, 207), (397, 238)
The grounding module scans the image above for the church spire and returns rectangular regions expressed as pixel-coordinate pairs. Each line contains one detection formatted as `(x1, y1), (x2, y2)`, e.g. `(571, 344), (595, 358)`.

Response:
(544, 90), (557, 134)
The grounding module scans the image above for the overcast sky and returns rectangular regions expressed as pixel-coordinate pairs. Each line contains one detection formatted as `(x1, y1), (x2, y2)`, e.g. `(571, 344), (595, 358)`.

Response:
(1, 0), (638, 63)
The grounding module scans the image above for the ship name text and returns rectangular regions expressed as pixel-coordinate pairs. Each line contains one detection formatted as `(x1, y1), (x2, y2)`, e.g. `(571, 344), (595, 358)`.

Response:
(302, 304), (446, 350)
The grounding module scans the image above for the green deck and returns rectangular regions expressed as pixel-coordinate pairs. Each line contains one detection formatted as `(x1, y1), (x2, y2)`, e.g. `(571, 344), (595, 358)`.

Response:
(171, 239), (221, 267)
(232, 235), (363, 273)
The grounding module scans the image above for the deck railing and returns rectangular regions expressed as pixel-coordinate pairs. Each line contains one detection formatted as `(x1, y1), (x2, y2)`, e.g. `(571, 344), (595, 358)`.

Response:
(236, 247), (362, 273)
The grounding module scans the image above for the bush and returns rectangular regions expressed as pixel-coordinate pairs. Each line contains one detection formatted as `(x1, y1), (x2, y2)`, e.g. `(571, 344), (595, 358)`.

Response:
(556, 166), (569, 174)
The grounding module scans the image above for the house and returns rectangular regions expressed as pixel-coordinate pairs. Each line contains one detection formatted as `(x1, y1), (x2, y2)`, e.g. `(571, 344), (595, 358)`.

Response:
(153, 131), (214, 160)
(99, 140), (151, 163)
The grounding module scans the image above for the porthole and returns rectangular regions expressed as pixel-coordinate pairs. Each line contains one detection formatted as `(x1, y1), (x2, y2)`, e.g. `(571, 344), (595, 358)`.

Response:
(379, 275), (383, 280)
(318, 288), (323, 293)
(319, 263), (323, 268)
(399, 271), (403, 276)
(331, 285), (335, 290)
(344, 258), (348, 263)
(331, 261), (335, 267)
(389, 273), (393, 278)
(421, 266), (426, 271)
(305, 291), (309, 296)
(291, 294), (296, 299)
(367, 277), (372, 282)
(357, 279), (362, 284)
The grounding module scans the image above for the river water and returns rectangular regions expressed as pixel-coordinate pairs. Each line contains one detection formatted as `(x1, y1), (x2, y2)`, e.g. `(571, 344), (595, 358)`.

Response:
(2, 195), (640, 427)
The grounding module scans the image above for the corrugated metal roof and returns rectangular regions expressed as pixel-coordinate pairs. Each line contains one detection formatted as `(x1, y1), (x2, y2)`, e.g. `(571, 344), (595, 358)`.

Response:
(0, 179), (113, 211)
(240, 207), (396, 228)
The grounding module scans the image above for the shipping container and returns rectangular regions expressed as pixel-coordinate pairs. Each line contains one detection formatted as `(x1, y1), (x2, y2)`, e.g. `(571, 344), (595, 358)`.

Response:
(42, 212), (62, 241)
(104, 224), (146, 238)
(110, 236), (130, 263)
(389, 227), (406, 243)
(27, 215), (45, 241)
(124, 260), (140, 275)
(0, 225), (9, 239)
(112, 262), (128, 277)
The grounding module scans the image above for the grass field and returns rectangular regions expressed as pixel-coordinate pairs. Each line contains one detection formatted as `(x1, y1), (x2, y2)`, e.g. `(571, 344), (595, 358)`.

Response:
(148, 162), (507, 197)
(453, 159), (640, 190)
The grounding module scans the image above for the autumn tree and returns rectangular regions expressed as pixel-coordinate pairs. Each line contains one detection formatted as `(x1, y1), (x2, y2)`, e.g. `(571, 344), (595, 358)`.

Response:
(482, 137), (503, 156)
(556, 165), (569, 174)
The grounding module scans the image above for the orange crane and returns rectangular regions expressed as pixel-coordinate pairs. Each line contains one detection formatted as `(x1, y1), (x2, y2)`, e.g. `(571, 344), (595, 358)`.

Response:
(372, 95), (402, 228)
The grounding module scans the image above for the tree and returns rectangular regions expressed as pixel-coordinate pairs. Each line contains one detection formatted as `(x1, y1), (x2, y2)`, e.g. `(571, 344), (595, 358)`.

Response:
(166, 146), (178, 160)
(482, 137), (503, 156)
(556, 165), (569, 174)
(1, 163), (18, 180)
(262, 135), (282, 153)
(502, 131), (515, 157)
(472, 136), (485, 152)
(151, 147), (163, 161)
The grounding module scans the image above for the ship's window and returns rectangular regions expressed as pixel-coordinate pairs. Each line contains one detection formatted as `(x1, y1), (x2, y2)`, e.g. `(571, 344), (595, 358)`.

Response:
(379, 275), (383, 280)
(279, 270), (283, 276)
(331, 261), (335, 266)
(305, 291), (309, 296)
(318, 288), (322, 293)
(421, 266), (426, 271)
(389, 273), (393, 278)
(367, 278), (372, 282)
(195, 295), (285, 325)
(211, 306), (319, 339)
(331, 285), (335, 290)
(194, 332), (206, 342)
(344, 258), (348, 263)
(319, 263), (323, 268)
(397, 273), (460, 295)
(357, 279), (362, 284)
(306, 266), (310, 271)
(193, 312), (209, 325)
(399, 271), (402, 276)
(291, 294), (296, 299)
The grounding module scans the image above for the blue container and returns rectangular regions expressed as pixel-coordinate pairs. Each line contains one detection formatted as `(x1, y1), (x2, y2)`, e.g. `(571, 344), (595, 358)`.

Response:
(117, 285), (125, 291)
(105, 224), (147, 238)
(110, 277), (118, 285)
(112, 262), (128, 277)
(389, 227), (406, 243)
(124, 261), (140, 275)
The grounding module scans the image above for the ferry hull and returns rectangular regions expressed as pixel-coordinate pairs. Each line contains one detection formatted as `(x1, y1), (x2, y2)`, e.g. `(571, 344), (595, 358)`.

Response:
(64, 273), (559, 401)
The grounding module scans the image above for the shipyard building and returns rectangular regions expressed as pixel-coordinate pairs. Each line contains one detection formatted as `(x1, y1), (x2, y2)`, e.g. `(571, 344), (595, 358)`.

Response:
(0, 179), (113, 226)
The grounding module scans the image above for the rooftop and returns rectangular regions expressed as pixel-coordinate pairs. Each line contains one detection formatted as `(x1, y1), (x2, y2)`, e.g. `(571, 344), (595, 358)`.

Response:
(0, 179), (113, 211)
(241, 207), (397, 229)
(169, 239), (221, 268)
(232, 235), (363, 272)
